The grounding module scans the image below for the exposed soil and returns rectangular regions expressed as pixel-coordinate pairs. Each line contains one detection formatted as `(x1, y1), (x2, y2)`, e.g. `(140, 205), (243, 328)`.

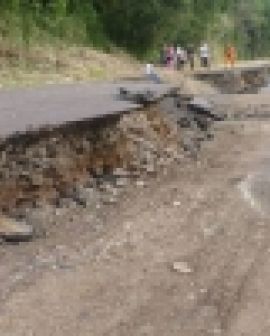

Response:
(1, 79), (270, 335)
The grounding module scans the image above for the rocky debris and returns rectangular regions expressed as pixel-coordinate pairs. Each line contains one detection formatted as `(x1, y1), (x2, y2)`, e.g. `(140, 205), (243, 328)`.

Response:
(211, 99), (270, 121)
(161, 93), (219, 153)
(0, 215), (33, 242)
(175, 94), (193, 108)
(0, 90), (218, 242)
(119, 87), (156, 106)
(136, 180), (146, 188)
(195, 68), (268, 94)
(172, 261), (193, 274)
(188, 97), (222, 121)
(113, 168), (130, 187)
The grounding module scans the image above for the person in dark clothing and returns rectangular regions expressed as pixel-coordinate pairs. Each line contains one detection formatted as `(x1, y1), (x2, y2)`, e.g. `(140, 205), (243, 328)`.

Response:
(160, 44), (167, 66)
(186, 44), (195, 70)
(167, 45), (174, 68)
(199, 42), (210, 68)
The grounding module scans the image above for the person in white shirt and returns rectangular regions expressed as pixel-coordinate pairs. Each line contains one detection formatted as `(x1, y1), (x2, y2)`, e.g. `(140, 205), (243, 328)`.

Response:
(176, 45), (186, 70)
(145, 63), (153, 75)
(199, 42), (210, 68)
(145, 63), (161, 83)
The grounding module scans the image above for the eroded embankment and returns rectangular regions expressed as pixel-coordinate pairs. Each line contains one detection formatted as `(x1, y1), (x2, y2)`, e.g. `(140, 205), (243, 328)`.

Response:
(0, 92), (218, 241)
(194, 66), (269, 94)
(2, 76), (270, 335)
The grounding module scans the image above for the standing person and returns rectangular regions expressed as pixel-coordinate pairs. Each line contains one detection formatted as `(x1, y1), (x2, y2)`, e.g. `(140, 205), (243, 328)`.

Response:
(230, 45), (236, 66)
(165, 45), (170, 67)
(199, 42), (210, 68)
(183, 48), (188, 67)
(168, 45), (175, 68)
(186, 44), (195, 70)
(225, 44), (236, 67)
(160, 44), (167, 66)
(224, 44), (230, 67)
(176, 45), (185, 70)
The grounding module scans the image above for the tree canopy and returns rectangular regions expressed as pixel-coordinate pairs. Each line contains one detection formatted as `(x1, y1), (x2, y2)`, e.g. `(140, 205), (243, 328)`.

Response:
(0, 0), (269, 59)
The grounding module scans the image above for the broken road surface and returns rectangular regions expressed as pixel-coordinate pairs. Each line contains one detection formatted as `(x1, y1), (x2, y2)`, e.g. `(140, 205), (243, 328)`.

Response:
(1, 89), (270, 335)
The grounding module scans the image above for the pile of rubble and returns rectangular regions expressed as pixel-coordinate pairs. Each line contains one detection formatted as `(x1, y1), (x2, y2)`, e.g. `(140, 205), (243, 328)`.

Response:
(195, 68), (268, 94)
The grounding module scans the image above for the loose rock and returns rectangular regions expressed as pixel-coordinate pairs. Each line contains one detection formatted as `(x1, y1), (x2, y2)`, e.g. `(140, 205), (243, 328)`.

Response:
(0, 215), (33, 242)
(172, 261), (193, 274)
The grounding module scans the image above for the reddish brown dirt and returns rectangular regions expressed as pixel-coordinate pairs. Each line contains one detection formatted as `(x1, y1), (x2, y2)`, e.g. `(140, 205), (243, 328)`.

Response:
(0, 105), (177, 215)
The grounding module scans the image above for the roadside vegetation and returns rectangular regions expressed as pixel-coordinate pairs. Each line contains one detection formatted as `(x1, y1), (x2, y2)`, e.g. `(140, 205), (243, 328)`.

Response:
(0, 1), (269, 85)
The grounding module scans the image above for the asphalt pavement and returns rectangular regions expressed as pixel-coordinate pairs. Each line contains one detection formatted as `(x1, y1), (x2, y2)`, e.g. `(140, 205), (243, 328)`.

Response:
(0, 81), (174, 138)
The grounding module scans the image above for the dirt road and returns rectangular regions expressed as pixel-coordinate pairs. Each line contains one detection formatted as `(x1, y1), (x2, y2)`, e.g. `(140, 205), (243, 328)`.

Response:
(1, 85), (270, 335)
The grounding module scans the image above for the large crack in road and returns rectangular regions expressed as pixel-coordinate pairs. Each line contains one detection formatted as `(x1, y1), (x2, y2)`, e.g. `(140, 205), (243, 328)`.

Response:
(1, 75), (270, 335)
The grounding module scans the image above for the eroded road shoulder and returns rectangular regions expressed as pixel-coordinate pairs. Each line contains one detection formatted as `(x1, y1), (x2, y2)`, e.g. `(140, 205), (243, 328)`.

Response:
(1, 116), (270, 335)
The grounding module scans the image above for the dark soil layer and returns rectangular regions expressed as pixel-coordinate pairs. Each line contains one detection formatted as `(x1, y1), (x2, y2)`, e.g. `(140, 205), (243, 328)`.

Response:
(0, 93), (217, 225)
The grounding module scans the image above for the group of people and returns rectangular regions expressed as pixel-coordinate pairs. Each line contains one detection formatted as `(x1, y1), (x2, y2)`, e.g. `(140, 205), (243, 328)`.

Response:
(161, 42), (211, 70)
(160, 42), (237, 70)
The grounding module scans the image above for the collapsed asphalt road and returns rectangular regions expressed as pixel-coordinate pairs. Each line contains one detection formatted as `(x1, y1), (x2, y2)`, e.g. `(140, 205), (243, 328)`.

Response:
(1, 74), (270, 335)
(0, 80), (177, 241)
(0, 81), (174, 137)
(0, 81), (214, 242)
